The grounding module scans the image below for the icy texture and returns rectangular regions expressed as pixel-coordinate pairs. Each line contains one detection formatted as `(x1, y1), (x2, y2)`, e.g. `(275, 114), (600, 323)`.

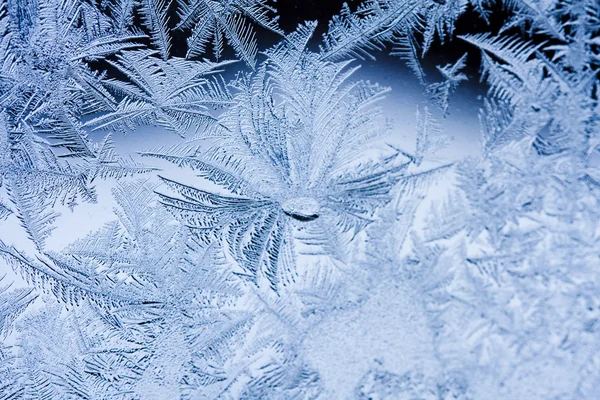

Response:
(0, 0), (599, 399)
(142, 23), (449, 294)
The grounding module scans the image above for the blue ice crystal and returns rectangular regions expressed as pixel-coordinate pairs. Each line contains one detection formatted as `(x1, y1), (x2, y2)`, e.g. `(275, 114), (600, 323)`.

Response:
(0, 0), (598, 398)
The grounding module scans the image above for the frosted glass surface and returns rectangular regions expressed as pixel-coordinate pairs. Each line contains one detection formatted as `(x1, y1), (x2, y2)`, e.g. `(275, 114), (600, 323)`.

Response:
(0, 1), (598, 398)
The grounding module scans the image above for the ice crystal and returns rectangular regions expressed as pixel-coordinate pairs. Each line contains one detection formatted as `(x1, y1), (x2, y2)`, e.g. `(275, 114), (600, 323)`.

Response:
(143, 23), (449, 294)
(0, 0), (598, 398)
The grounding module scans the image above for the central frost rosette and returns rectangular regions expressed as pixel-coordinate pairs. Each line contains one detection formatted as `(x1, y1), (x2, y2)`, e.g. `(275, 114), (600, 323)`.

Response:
(281, 197), (320, 221)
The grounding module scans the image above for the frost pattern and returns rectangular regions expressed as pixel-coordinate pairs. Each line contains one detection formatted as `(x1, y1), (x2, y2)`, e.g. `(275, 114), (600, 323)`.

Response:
(0, 0), (598, 398)
(143, 23), (449, 294)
